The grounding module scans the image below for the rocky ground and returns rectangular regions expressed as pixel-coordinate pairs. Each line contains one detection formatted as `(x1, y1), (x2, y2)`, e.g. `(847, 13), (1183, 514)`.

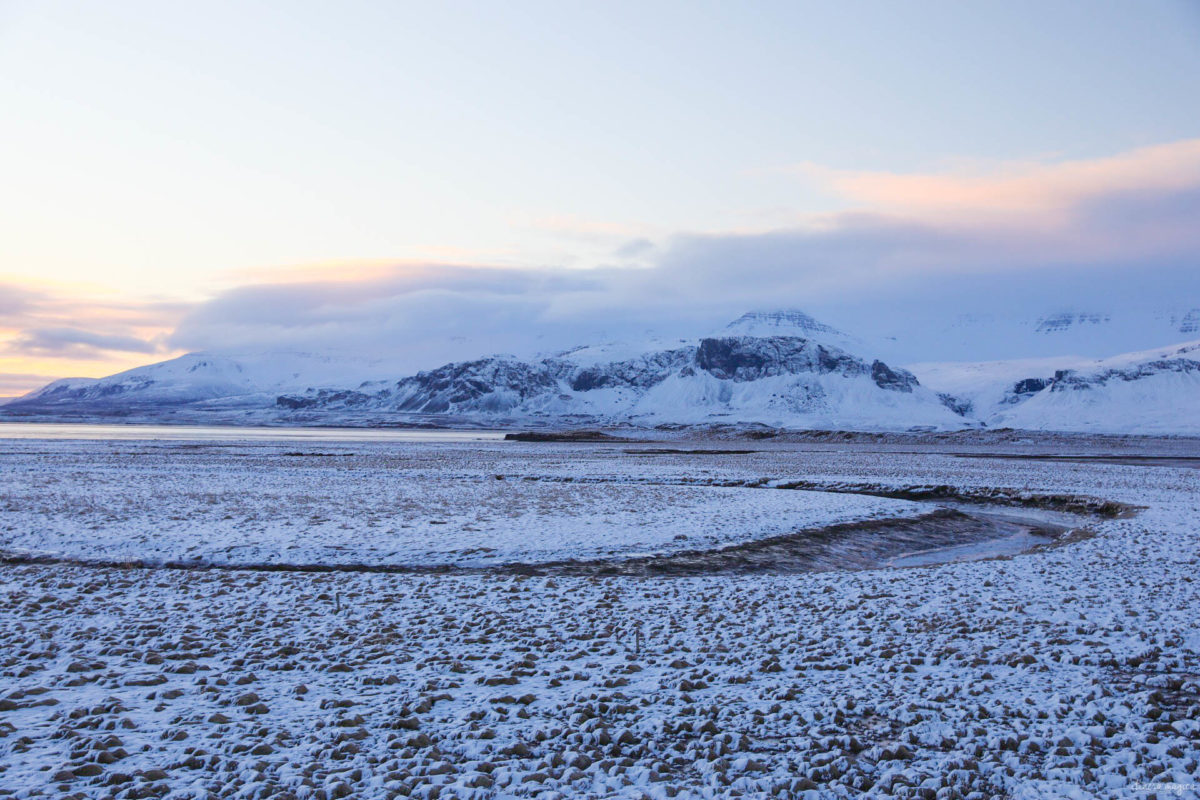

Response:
(0, 438), (1198, 799)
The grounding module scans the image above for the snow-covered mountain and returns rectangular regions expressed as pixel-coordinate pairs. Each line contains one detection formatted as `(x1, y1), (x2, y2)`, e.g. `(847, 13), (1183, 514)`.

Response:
(907, 357), (1088, 423)
(913, 340), (1200, 435)
(988, 340), (1200, 435)
(1, 351), (407, 415)
(4, 308), (1197, 435)
(277, 333), (966, 430)
(536, 310), (862, 371)
(723, 309), (858, 343)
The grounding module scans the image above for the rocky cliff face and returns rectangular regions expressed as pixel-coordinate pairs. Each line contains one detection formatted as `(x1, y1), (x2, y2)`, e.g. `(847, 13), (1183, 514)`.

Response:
(392, 358), (569, 414)
(569, 348), (693, 392)
(694, 336), (916, 391)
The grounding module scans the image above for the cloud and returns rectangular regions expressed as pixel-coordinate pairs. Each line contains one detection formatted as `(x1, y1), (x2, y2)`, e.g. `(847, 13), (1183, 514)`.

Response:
(613, 238), (656, 260)
(167, 264), (632, 371)
(10, 138), (1200, 384)
(8, 327), (162, 359)
(0, 281), (189, 367)
(0, 372), (71, 398)
(158, 139), (1200, 369)
(630, 140), (1200, 313)
(792, 139), (1200, 225)
(0, 283), (43, 317)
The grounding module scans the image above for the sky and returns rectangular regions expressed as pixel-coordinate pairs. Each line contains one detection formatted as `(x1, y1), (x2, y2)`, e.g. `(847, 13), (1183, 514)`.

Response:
(2, 0), (1199, 394)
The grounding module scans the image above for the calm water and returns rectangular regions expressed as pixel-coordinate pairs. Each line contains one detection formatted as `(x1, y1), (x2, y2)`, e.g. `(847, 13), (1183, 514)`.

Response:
(0, 422), (508, 443)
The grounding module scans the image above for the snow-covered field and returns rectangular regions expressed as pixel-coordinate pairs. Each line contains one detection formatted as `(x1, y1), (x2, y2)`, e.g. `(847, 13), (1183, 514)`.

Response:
(1, 436), (1198, 799)
(0, 441), (927, 567)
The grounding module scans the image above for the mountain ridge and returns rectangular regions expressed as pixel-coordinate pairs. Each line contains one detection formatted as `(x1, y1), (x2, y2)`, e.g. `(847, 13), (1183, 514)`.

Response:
(272, 334), (957, 430)
(4, 309), (1197, 434)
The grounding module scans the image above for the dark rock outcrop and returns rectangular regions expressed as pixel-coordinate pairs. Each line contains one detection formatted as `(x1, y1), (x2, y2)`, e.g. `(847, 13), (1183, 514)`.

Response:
(392, 358), (566, 413)
(1049, 356), (1200, 392)
(695, 336), (915, 389)
(938, 393), (973, 416)
(570, 348), (692, 392)
(870, 360), (917, 392)
(1012, 377), (1050, 396)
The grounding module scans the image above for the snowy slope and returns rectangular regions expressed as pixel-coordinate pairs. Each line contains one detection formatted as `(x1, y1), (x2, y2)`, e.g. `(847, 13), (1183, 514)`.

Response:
(989, 340), (1200, 434)
(848, 305), (1200, 363)
(3, 351), (405, 413)
(908, 357), (1087, 421)
(548, 336), (690, 368)
(723, 309), (860, 344)
(914, 340), (1200, 434)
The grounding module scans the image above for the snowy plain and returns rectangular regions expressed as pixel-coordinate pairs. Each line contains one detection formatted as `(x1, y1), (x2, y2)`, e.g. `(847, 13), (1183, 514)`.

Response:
(0, 441), (928, 567)
(0, 433), (1198, 799)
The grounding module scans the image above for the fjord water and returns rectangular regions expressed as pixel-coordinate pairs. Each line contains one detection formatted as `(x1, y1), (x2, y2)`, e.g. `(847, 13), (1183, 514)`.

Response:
(0, 422), (508, 442)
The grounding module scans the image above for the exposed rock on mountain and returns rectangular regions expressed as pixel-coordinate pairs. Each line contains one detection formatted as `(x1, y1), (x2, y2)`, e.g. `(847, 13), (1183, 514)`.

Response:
(273, 333), (959, 430)
(1034, 311), (1110, 334)
(569, 348), (693, 392)
(1180, 309), (1200, 335)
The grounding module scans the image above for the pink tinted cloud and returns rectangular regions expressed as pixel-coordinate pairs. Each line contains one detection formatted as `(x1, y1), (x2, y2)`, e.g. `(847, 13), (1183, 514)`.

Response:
(0, 279), (190, 360)
(795, 138), (1200, 226)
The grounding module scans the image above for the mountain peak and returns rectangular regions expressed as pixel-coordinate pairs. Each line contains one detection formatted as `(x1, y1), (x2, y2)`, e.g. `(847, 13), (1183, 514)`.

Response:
(723, 309), (843, 337)
(719, 310), (869, 356)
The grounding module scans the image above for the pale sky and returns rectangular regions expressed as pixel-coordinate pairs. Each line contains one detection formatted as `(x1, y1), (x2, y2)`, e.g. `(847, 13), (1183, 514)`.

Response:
(2, 1), (1199, 393)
